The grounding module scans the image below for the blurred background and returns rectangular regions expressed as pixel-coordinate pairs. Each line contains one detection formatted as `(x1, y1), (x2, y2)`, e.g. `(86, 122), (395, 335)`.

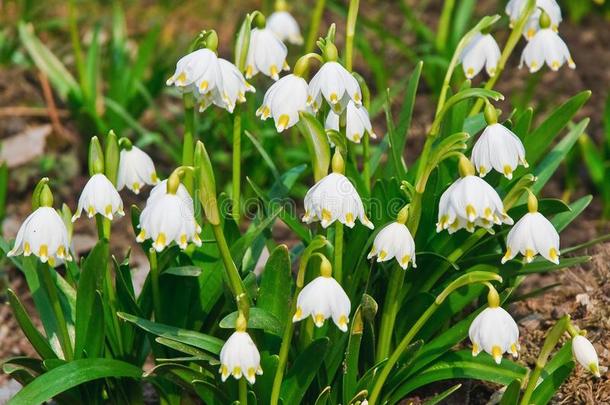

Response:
(0, 0), (608, 402)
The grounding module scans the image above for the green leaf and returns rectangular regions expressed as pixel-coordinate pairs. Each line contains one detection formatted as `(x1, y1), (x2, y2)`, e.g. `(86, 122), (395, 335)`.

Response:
(7, 290), (57, 359)
(162, 266), (202, 277)
(524, 91), (591, 165)
(343, 307), (363, 403)
(423, 383), (462, 405)
(298, 112), (331, 181)
(257, 245), (293, 327)
(218, 307), (282, 336)
(314, 386), (331, 405)
(552, 195), (592, 232)
(530, 364), (574, 405)
(520, 256), (590, 274)
(193, 379), (230, 405)
(396, 61), (423, 159)
(245, 130), (280, 180)
(117, 312), (223, 354)
(499, 379), (522, 405)
(508, 198), (571, 220)
(281, 338), (329, 405)
(385, 88), (407, 179)
(8, 359), (142, 405)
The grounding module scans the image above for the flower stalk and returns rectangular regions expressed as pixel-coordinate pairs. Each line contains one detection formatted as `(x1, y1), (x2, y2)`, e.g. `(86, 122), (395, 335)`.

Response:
(232, 109), (242, 223)
(182, 93), (196, 194)
(40, 264), (73, 361)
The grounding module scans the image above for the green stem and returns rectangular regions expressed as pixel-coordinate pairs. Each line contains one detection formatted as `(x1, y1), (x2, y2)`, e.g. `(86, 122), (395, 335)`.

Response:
(305, 0), (326, 54)
(435, 0), (455, 53)
(368, 271), (502, 405)
(68, 0), (85, 89)
(182, 94), (195, 194)
(239, 378), (248, 405)
(362, 132), (371, 193)
(232, 110), (242, 223)
(212, 224), (248, 300)
(375, 265), (405, 361)
(334, 222), (344, 283)
(148, 249), (163, 323)
(344, 0), (359, 72)
(40, 265), (73, 360)
(520, 315), (570, 405)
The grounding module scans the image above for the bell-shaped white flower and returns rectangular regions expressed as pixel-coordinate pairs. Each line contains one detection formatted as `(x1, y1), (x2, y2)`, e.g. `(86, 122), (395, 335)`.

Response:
(8, 206), (72, 265)
(437, 157), (512, 234)
(72, 174), (124, 221)
(197, 58), (255, 113)
(368, 220), (416, 269)
(472, 123), (527, 179)
(245, 28), (288, 80)
(502, 194), (560, 264)
(506, 0), (562, 34)
(256, 74), (308, 132)
(148, 179), (194, 213)
(469, 305), (520, 364)
(520, 28), (574, 73)
(117, 145), (159, 194)
(267, 10), (303, 45)
(166, 48), (220, 94)
(293, 258), (351, 332)
(460, 33), (501, 79)
(302, 154), (374, 229)
(137, 176), (201, 251)
(572, 335), (601, 377)
(219, 330), (263, 384)
(325, 101), (377, 144)
(308, 61), (362, 113)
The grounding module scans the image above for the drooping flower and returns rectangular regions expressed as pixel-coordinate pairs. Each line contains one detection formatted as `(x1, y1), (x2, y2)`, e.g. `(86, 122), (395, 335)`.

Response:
(293, 257), (351, 332)
(8, 206), (72, 265)
(166, 48), (220, 94)
(197, 58), (255, 113)
(572, 335), (601, 378)
(502, 193), (560, 264)
(437, 157), (512, 234)
(471, 123), (528, 179)
(325, 101), (376, 143)
(368, 207), (416, 269)
(245, 28), (289, 80)
(469, 286), (520, 364)
(72, 174), (124, 221)
(117, 145), (159, 194)
(148, 179), (194, 213)
(308, 61), (362, 113)
(256, 73), (309, 132)
(267, 10), (303, 45)
(506, 0), (562, 35)
(219, 330), (263, 384)
(460, 33), (501, 79)
(520, 28), (574, 73)
(137, 176), (201, 252)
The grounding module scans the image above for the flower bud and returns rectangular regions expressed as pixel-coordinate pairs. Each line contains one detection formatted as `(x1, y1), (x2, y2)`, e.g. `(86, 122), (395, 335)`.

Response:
(572, 335), (601, 377)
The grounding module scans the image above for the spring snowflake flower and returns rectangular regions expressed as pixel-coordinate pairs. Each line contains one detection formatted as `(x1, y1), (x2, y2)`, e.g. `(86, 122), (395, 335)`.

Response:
(469, 286), (519, 364)
(245, 28), (288, 80)
(368, 216), (416, 269)
(256, 74), (308, 132)
(471, 123), (527, 179)
(72, 174), (124, 221)
(520, 29), (574, 73)
(506, 0), (562, 35)
(8, 206), (72, 265)
(308, 61), (362, 113)
(267, 10), (303, 45)
(437, 157), (512, 234)
(219, 330), (263, 384)
(166, 48), (219, 93)
(572, 335), (601, 377)
(117, 145), (159, 194)
(198, 58), (255, 113)
(293, 258), (351, 332)
(137, 177), (201, 252)
(302, 154), (374, 229)
(502, 193), (560, 264)
(460, 33), (501, 79)
(326, 101), (377, 144)
(148, 179), (194, 213)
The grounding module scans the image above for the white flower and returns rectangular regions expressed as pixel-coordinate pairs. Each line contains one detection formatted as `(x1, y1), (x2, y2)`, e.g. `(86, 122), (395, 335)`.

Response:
(367, 222), (416, 269)
(502, 212), (560, 264)
(117, 146), (159, 194)
(520, 28), (575, 73)
(302, 172), (374, 229)
(72, 174), (124, 221)
(471, 123), (528, 179)
(506, 0), (562, 33)
(436, 175), (513, 234)
(197, 58), (255, 113)
(8, 206), (72, 264)
(325, 101), (377, 143)
(267, 11), (303, 45)
(219, 331), (263, 384)
(572, 335), (601, 377)
(460, 33), (501, 79)
(293, 275), (351, 332)
(308, 61), (362, 113)
(245, 28), (288, 80)
(469, 306), (520, 364)
(148, 179), (194, 213)
(137, 185), (201, 251)
(256, 74), (309, 132)
(166, 48), (220, 94)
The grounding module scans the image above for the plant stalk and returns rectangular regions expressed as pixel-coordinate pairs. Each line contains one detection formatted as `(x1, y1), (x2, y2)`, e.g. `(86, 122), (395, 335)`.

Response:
(148, 249), (163, 323)
(182, 94), (196, 194)
(344, 0), (359, 72)
(239, 379), (248, 405)
(305, 0), (326, 54)
(40, 265), (73, 361)
(212, 224), (248, 300)
(375, 265), (405, 361)
(334, 221), (344, 283)
(232, 109), (242, 223)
